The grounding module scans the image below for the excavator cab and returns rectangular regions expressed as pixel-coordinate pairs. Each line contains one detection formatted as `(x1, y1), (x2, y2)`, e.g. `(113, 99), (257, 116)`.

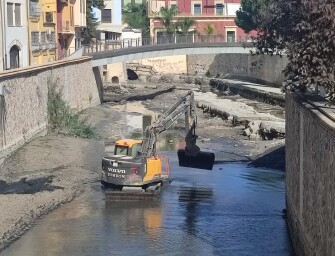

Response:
(114, 139), (142, 157)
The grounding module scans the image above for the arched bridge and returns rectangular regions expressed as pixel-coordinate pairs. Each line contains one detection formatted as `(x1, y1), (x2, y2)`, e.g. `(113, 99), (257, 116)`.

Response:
(83, 35), (253, 67)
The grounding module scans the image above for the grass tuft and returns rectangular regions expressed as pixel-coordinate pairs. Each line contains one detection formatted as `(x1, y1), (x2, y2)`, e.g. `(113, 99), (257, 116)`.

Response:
(47, 77), (99, 139)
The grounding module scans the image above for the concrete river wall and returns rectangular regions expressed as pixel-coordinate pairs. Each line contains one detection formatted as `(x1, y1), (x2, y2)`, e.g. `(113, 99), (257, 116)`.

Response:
(0, 57), (101, 162)
(286, 93), (335, 256)
(187, 54), (288, 87)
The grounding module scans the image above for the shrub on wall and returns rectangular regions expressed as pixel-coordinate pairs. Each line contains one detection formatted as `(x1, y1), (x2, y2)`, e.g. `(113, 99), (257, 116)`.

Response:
(47, 77), (98, 139)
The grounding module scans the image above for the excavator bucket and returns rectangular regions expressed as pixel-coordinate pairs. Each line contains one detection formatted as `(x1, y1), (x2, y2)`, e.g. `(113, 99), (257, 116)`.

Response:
(177, 149), (215, 170)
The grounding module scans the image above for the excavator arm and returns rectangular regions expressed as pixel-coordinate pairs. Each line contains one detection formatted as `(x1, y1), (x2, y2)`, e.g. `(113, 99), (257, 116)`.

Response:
(140, 91), (215, 170)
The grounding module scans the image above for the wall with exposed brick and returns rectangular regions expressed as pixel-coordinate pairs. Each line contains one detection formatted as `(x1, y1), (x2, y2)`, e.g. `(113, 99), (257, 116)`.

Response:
(286, 93), (335, 256)
(187, 54), (288, 86)
(0, 57), (101, 161)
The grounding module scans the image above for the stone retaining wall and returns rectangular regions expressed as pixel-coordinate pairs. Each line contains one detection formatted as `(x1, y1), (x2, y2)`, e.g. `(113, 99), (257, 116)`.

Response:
(0, 57), (101, 161)
(187, 54), (288, 86)
(286, 93), (335, 256)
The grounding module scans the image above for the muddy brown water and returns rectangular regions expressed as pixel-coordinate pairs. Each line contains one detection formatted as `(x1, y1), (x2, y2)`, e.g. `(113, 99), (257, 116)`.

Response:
(0, 152), (294, 256)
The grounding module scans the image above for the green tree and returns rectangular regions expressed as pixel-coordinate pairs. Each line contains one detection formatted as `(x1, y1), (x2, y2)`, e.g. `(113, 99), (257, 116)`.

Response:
(85, 0), (105, 38)
(203, 24), (215, 35)
(247, 0), (335, 101)
(156, 6), (179, 35)
(175, 17), (196, 35)
(235, 0), (270, 33)
(122, 3), (150, 36)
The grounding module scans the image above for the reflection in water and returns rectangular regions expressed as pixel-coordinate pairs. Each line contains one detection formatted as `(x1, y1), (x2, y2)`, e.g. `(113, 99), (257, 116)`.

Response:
(178, 186), (213, 236)
(0, 161), (294, 256)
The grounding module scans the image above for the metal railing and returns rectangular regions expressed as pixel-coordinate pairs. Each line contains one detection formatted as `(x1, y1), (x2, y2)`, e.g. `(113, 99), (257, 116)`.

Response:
(49, 41), (56, 50)
(62, 21), (71, 32)
(31, 44), (40, 52)
(83, 34), (252, 54)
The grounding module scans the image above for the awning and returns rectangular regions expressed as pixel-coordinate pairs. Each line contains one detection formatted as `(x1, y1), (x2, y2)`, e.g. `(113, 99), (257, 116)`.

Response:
(97, 24), (125, 34)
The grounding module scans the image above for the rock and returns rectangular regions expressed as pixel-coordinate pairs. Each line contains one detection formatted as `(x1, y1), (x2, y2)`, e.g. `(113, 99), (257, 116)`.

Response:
(243, 128), (251, 136)
(148, 75), (161, 83)
(138, 75), (147, 82)
(249, 134), (259, 141)
(247, 121), (260, 133)
(172, 77), (183, 83)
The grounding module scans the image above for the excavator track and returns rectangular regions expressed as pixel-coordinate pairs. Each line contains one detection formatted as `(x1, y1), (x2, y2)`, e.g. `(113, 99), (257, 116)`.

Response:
(105, 179), (172, 202)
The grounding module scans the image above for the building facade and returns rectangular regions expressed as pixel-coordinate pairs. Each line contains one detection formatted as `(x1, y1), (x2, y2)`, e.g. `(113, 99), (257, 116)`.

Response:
(3, 0), (29, 69)
(148, 0), (249, 42)
(73, 0), (86, 51)
(57, 0), (75, 59)
(97, 0), (124, 41)
(28, 0), (57, 66)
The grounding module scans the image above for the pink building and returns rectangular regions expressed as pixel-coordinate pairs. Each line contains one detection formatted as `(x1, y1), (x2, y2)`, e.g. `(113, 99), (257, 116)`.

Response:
(148, 0), (251, 42)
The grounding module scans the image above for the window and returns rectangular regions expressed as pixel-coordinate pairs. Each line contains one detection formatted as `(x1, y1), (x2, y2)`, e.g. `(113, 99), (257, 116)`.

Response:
(29, 0), (41, 18)
(102, 9), (112, 23)
(41, 32), (46, 50)
(31, 32), (40, 51)
(15, 4), (21, 26)
(48, 31), (56, 49)
(194, 4), (201, 15)
(7, 3), (13, 26)
(227, 31), (235, 42)
(216, 4), (224, 15)
(131, 143), (142, 158)
(170, 4), (177, 10)
(115, 146), (128, 156)
(44, 12), (54, 23)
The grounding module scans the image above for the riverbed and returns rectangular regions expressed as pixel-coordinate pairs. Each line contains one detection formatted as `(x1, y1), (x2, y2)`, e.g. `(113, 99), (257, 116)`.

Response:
(1, 154), (294, 256)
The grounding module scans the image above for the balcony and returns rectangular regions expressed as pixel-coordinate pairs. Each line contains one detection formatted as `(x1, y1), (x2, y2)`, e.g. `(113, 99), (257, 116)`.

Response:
(40, 42), (48, 51)
(49, 41), (57, 50)
(61, 21), (74, 34)
(31, 44), (40, 52)
(29, 2), (41, 18)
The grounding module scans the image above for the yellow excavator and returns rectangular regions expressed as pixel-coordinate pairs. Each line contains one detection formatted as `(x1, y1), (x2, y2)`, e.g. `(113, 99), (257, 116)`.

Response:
(101, 91), (215, 191)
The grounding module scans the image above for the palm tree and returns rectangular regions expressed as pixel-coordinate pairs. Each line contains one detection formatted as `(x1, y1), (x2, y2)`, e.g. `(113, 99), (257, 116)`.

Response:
(176, 17), (196, 35)
(204, 24), (216, 35)
(156, 6), (178, 36)
(175, 17), (196, 43)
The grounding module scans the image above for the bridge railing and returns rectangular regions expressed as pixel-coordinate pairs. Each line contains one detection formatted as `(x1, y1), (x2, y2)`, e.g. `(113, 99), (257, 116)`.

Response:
(83, 34), (252, 54)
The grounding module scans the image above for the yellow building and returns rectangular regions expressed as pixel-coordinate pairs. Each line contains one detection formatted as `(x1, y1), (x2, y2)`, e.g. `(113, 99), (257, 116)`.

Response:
(57, 0), (74, 59)
(57, 0), (86, 59)
(28, 0), (57, 65)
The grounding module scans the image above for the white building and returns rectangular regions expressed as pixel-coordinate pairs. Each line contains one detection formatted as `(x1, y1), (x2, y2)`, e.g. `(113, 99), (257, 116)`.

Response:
(97, 0), (124, 41)
(121, 28), (142, 47)
(3, 0), (28, 69)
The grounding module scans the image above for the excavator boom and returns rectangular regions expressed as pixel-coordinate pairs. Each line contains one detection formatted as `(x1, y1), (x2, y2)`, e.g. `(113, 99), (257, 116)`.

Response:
(141, 91), (215, 170)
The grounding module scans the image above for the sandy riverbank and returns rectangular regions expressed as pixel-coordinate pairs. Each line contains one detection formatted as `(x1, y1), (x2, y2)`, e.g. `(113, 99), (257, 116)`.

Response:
(0, 85), (285, 251)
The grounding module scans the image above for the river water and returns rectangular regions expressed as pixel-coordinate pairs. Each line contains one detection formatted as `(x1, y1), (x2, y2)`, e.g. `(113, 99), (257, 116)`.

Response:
(1, 153), (294, 256)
